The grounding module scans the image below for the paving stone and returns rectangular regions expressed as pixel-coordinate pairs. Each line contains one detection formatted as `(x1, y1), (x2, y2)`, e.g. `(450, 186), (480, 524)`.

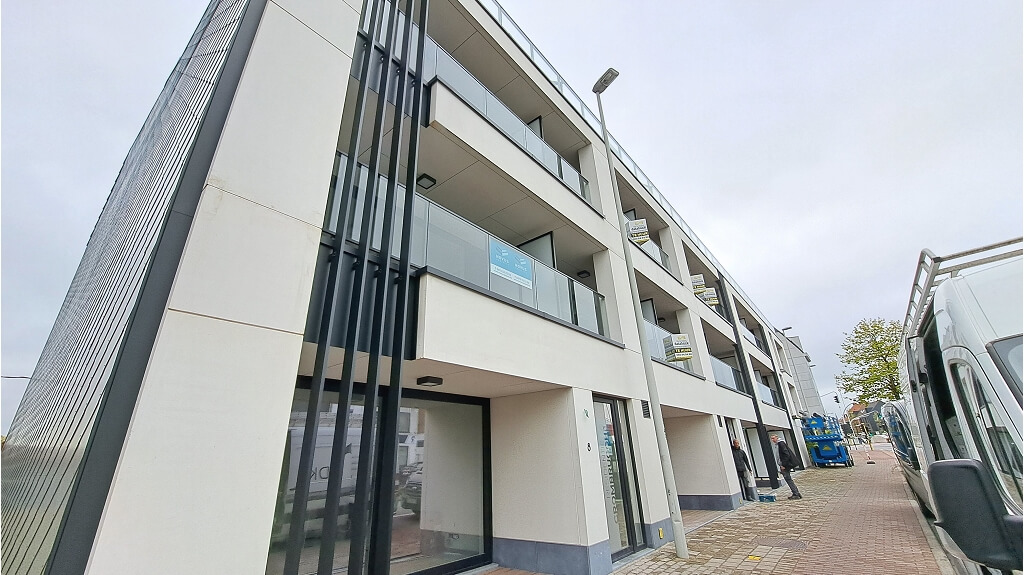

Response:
(612, 449), (944, 575)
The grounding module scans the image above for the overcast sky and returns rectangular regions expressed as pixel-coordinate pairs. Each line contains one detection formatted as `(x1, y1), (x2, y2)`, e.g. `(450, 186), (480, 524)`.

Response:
(2, 0), (1021, 432)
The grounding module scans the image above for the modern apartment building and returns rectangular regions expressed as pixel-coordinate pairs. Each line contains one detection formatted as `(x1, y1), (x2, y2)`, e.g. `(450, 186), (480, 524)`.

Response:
(781, 334), (828, 417)
(1, 1), (810, 574)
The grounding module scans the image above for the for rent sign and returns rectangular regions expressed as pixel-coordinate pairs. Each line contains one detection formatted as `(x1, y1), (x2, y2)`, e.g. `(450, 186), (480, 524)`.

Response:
(489, 238), (533, 289)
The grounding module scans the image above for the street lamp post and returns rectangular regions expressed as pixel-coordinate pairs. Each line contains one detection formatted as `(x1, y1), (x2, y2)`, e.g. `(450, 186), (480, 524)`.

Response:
(593, 68), (688, 559)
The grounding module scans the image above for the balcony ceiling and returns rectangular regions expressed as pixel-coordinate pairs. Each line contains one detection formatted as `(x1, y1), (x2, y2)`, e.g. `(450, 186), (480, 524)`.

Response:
(417, 124), (602, 279)
(749, 352), (773, 375)
(296, 343), (561, 398)
(427, 0), (587, 161)
(635, 274), (683, 323)
(618, 175), (668, 231)
(702, 318), (736, 355)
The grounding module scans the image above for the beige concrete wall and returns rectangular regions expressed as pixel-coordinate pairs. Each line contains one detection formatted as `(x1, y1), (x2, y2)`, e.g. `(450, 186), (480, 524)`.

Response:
(86, 2), (357, 573)
(417, 274), (647, 400)
(624, 399), (670, 533)
(665, 414), (734, 497)
(419, 402), (485, 549)
(490, 388), (610, 546)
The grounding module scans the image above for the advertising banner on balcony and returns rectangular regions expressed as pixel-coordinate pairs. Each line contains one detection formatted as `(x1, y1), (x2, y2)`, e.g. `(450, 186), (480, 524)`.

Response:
(489, 238), (533, 289)
(700, 287), (720, 306)
(627, 219), (649, 245)
(663, 333), (693, 362)
(690, 274), (706, 294)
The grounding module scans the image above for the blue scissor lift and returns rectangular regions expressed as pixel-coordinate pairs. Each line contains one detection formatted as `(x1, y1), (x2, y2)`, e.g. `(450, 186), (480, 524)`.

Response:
(801, 416), (853, 467)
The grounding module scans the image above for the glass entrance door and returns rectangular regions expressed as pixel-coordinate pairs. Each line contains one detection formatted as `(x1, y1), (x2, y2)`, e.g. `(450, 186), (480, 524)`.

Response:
(592, 397), (645, 561)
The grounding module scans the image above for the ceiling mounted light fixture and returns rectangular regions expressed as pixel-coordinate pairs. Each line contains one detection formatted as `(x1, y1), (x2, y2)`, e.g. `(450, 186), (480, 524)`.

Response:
(416, 174), (436, 189)
(416, 376), (443, 387)
(577, 270), (591, 279)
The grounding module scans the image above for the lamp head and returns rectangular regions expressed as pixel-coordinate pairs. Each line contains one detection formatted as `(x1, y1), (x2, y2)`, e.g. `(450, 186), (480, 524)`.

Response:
(592, 68), (619, 94)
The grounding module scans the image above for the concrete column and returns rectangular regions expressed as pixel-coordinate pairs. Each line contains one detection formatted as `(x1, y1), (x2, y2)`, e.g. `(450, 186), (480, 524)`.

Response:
(593, 249), (636, 348)
(665, 414), (740, 510)
(658, 226), (688, 281)
(578, 143), (610, 219)
(491, 387), (613, 575)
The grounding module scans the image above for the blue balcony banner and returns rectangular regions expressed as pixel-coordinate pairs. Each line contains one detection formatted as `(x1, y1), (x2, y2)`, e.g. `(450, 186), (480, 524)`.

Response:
(489, 238), (533, 289)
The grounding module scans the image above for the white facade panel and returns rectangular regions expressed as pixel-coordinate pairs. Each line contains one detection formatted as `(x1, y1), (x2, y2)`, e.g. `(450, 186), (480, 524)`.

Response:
(167, 186), (323, 334)
(87, 311), (303, 575)
(665, 415), (734, 497)
(206, 2), (355, 228)
(491, 388), (605, 546)
(417, 274), (646, 399)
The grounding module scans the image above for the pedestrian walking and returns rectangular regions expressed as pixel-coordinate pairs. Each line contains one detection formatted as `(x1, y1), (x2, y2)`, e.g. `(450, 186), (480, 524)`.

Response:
(771, 435), (802, 499)
(731, 439), (755, 501)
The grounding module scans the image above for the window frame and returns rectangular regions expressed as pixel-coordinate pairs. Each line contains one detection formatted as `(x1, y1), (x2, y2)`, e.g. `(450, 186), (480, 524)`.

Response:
(945, 355), (1023, 514)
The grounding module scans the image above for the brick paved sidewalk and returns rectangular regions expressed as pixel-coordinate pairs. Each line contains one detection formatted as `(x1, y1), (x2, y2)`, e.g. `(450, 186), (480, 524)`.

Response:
(615, 449), (947, 575)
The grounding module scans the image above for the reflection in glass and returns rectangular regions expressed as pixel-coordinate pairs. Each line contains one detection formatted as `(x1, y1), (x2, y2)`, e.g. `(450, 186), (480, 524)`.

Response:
(595, 402), (628, 555)
(425, 203), (489, 289)
(265, 390), (368, 575)
(390, 399), (484, 574)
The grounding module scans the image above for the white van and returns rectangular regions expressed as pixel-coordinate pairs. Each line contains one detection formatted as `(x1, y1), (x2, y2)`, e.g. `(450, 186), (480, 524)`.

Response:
(894, 239), (1022, 574)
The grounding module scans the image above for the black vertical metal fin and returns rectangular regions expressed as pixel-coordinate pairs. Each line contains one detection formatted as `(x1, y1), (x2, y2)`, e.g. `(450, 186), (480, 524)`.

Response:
(344, 0), (419, 572)
(316, 0), (403, 571)
(282, 0), (385, 572)
(368, 0), (429, 570)
(720, 280), (780, 489)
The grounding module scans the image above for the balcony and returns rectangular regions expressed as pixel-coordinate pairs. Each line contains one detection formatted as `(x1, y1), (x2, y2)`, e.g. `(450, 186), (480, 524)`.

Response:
(636, 237), (672, 273)
(710, 356), (744, 393)
(420, 37), (592, 205)
(740, 323), (771, 356)
(758, 382), (783, 409)
(642, 319), (695, 374)
(332, 155), (608, 338)
(417, 199), (608, 337)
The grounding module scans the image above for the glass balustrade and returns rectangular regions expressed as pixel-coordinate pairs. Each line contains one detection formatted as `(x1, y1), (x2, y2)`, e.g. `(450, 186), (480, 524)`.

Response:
(420, 37), (591, 205)
(740, 324), (770, 355)
(362, 1), (779, 340)
(636, 239), (672, 273)
(758, 382), (782, 408)
(330, 157), (606, 338)
(357, 13), (591, 206)
(710, 356), (744, 392)
(423, 200), (607, 337)
(643, 320), (694, 373)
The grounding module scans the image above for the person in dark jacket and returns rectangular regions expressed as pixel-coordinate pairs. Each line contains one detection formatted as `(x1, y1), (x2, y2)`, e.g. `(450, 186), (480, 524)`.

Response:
(731, 439), (755, 501)
(771, 435), (802, 499)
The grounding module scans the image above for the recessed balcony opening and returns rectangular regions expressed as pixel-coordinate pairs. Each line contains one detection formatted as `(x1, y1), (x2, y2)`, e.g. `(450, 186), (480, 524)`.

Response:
(328, 76), (611, 339)
(733, 300), (769, 356)
(682, 243), (728, 320)
(751, 356), (783, 409)
(702, 319), (744, 393)
(423, 0), (588, 181)
(619, 177), (673, 275)
(635, 276), (681, 334)
(633, 276), (699, 374)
